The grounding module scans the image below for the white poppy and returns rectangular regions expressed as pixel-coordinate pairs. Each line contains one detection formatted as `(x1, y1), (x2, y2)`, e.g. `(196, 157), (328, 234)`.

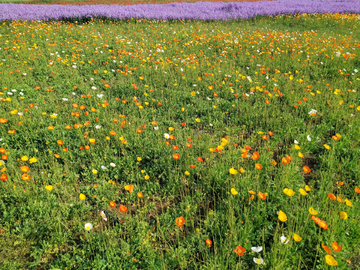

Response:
(307, 135), (311, 142)
(164, 133), (170, 139)
(251, 246), (263, 253)
(280, 236), (289, 244)
(84, 223), (93, 231)
(253, 257), (264, 264)
(110, 163), (116, 167)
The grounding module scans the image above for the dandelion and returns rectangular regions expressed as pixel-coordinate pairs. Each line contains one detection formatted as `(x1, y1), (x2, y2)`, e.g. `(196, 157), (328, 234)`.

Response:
(84, 223), (93, 231)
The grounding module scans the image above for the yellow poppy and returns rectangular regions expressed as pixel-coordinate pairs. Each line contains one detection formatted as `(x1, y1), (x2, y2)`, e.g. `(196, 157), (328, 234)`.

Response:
(325, 255), (338, 266)
(79, 194), (86, 201)
(293, 234), (302, 242)
(278, 210), (287, 222)
(299, 188), (308, 196)
(309, 207), (318, 215)
(229, 168), (238, 175)
(45, 185), (53, 191)
(339, 211), (348, 220)
(231, 188), (238, 195)
(283, 188), (295, 197)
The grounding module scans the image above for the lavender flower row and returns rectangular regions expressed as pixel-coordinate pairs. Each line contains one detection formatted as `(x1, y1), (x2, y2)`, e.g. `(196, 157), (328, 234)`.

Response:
(0, 0), (360, 21)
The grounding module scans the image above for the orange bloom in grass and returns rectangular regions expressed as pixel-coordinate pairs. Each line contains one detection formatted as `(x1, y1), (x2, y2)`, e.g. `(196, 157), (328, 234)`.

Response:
(197, 157), (204, 162)
(318, 220), (328, 230)
(119, 205), (127, 213)
(332, 136), (339, 141)
(355, 187), (360, 194)
(262, 135), (269, 140)
(0, 173), (8, 181)
(303, 166), (311, 173)
(63, 148), (68, 152)
(245, 145), (252, 150)
(332, 242), (342, 252)
(322, 244), (332, 254)
(251, 152), (260, 160)
(57, 140), (64, 145)
(186, 143), (192, 148)
(272, 160), (277, 166)
(234, 245), (246, 256)
(175, 216), (185, 227)
(328, 193), (336, 200)
(66, 125), (72, 130)
(109, 130), (116, 136)
(125, 185), (134, 193)
(282, 157), (290, 165)
(54, 154), (60, 159)
(110, 201), (116, 207)
(206, 239), (212, 246)
(258, 192), (267, 200)
(173, 154), (180, 160)
(255, 163), (263, 170)
(172, 145), (179, 150)
(137, 192), (144, 198)
(189, 165), (197, 168)
(22, 174), (31, 181)
(20, 166), (29, 173)
(268, 131), (274, 136)
(0, 148), (5, 154)
(0, 118), (8, 124)
(8, 130), (16, 134)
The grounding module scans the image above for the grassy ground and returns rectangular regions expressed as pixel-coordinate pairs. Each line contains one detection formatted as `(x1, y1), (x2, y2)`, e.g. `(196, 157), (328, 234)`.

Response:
(0, 13), (360, 269)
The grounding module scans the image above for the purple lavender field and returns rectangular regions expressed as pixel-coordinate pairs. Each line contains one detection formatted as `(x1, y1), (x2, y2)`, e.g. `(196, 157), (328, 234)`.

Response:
(1, 0), (360, 21)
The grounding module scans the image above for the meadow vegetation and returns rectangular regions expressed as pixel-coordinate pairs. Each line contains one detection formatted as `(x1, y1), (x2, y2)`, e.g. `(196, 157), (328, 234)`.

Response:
(0, 12), (360, 269)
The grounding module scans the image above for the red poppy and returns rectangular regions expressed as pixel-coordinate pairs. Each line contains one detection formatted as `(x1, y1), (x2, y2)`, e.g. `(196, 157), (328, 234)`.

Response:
(172, 145), (179, 150)
(189, 165), (197, 168)
(197, 157), (204, 162)
(328, 193), (336, 200)
(206, 239), (212, 246)
(172, 154), (180, 160)
(181, 123), (186, 127)
(188, 137), (192, 142)
(322, 244), (332, 254)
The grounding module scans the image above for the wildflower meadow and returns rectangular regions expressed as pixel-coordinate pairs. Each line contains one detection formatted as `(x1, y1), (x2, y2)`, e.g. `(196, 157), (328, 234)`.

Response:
(0, 0), (360, 269)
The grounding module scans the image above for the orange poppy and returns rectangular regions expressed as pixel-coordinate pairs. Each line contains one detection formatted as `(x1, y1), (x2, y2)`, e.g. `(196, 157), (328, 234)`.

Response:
(332, 242), (341, 252)
(110, 201), (116, 207)
(318, 220), (328, 230)
(189, 165), (197, 168)
(286, 155), (292, 161)
(2, 155), (8, 160)
(282, 157), (290, 165)
(137, 192), (144, 198)
(0, 148), (5, 154)
(57, 140), (64, 145)
(54, 154), (60, 159)
(126, 185), (134, 193)
(322, 244), (332, 254)
(234, 245), (246, 256)
(109, 130), (116, 136)
(48, 126), (55, 131)
(251, 152), (260, 160)
(84, 121), (91, 126)
(172, 145), (179, 150)
(20, 166), (29, 173)
(336, 196), (343, 203)
(119, 205), (127, 213)
(328, 193), (336, 200)
(262, 135), (269, 140)
(258, 192), (267, 200)
(79, 146), (85, 150)
(65, 125), (72, 130)
(80, 105), (85, 110)
(84, 145), (90, 150)
(272, 160), (277, 166)
(268, 131), (274, 136)
(186, 143), (192, 148)
(63, 148), (68, 152)
(8, 130), (16, 134)
(206, 239), (212, 246)
(355, 187), (360, 194)
(175, 216), (185, 227)
(255, 163), (263, 170)
(136, 128), (143, 133)
(197, 157), (204, 162)
(332, 136), (339, 141)
(22, 174), (31, 181)
(188, 137), (193, 142)
(303, 166), (311, 173)
(173, 154), (180, 160)
(245, 145), (252, 150)
(170, 135), (175, 140)
(0, 173), (8, 181)
(0, 118), (8, 124)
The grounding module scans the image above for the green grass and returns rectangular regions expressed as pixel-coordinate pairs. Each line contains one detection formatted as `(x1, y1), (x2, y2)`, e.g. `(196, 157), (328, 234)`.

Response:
(0, 14), (360, 269)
